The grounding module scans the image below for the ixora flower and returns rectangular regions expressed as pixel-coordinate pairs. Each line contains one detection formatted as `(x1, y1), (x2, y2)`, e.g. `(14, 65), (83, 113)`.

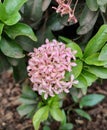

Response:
(53, 0), (78, 23)
(27, 39), (78, 99)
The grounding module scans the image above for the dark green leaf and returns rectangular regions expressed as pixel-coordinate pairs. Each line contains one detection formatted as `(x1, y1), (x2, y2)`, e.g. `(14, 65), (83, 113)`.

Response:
(87, 66), (107, 79)
(59, 36), (83, 58)
(24, 0), (43, 22)
(17, 104), (35, 116)
(13, 58), (27, 82)
(86, 0), (98, 11)
(84, 24), (107, 58)
(0, 38), (25, 58)
(19, 96), (36, 104)
(43, 126), (50, 130)
(98, 44), (107, 61)
(42, 0), (51, 11)
(85, 53), (107, 66)
(3, 0), (27, 15)
(0, 51), (10, 73)
(80, 94), (105, 108)
(5, 23), (37, 41)
(77, 6), (99, 35)
(70, 88), (80, 103)
(22, 85), (37, 99)
(16, 36), (37, 52)
(50, 108), (65, 122)
(33, 106), (49, 130)
(4, 12), (21, 25)
(60, 123), (73, 130)
(74, 109), (91, 121)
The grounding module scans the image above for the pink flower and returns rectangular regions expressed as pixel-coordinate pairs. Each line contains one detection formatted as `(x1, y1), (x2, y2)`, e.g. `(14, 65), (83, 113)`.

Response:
(53, 0), (78, 23)
(27, 39), (78, 99)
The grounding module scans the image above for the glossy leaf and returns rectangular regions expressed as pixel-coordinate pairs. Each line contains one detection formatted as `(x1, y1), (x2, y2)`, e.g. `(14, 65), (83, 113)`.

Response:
(3, 0), (27, 14)
(98, 44), (107, 61)
(74, 109), (91, 121)
(86, 0), (98, 11)
(5, 23), (37, 41)
(72, 60), (83, 78)
(87, 66), (107, 79)
(80, 94), (105, 108)
(4, 12), (21, 25)
(85, 53), (107, 66)
(82, 70), (97, 86)
(59, 36), (83, 58)
(33, 106), (49, 130)
(50, 108), (65, 122)
(97, 0), (107, 6)
(84, 25), (107, 58)
(0, 38), (25, 58)
(74, 74), (87, 88)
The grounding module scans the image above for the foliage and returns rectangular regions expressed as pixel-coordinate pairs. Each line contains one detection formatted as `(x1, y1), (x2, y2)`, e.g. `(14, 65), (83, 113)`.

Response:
(0, 0), (107, 130)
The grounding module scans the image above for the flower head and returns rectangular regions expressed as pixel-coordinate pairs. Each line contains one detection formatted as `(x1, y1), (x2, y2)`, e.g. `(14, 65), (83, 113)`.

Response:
(53, 0), (78, 23)
(27, 39), (78, 99)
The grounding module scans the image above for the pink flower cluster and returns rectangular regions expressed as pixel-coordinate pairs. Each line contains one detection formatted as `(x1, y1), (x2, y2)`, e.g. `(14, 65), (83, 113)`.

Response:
(53, 0), (78, 23)
(27, 39), (78, 99)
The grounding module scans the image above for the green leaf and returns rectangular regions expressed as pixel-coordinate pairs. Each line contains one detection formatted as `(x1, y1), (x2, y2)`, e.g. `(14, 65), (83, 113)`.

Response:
(74, 74), (87, 88)
(0, 3), (8, 21)
(42, 0), (51, 11)
(17, 104), (35, 116)
(97, 0), (107, 6)
(0, 22), (4, 35)
(43, 126), (50, 130)
(0, 38), (25, 58)
(87, 66), (107, 79)
(4, 12), (21, 25)
(82, 70), (97, 86)
(33, 106), (49, 130)
(59, 36), (83, 58)
(72, 60), (83, 78)
(77, 5), (99, 35)
(22, 85), (37, 99)
(0, 51), (10, 73)
(86, 0), (98, 11)
(3, 0), (27, 15)
(65, 60), (83, 81)
(70, 88), (80, 103)
(13, 58), (27, 82)
(85, 53), (107, 66)
(84, 24), (107, 58)
(50, 108), (65, 122)
(80, 94), (105, 108)
(19, 96), (36, 105)
(23, 0), (43, 22)
(74, 109), (92, 121)
(60, 123), (73, 130)
(98, 44), (107, 61)
(5, 23), (37, 41)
